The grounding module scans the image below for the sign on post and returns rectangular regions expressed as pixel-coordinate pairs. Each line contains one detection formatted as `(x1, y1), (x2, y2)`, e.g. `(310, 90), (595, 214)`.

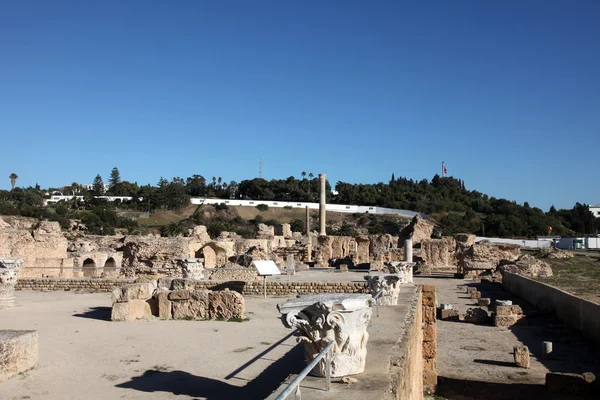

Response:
(252, 260), (281, 298)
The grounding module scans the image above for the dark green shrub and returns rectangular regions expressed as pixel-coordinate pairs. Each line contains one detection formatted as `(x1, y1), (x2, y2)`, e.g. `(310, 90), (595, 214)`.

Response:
(255, 204), (269, 211)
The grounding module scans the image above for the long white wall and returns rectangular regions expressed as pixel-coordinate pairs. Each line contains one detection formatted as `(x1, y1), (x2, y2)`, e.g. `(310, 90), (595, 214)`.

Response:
(475, 236), (552, 248)
(191, 197), (423, 218)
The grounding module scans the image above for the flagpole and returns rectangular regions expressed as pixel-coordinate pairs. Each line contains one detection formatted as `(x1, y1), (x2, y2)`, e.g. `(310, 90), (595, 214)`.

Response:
(442, 161), (445, 177)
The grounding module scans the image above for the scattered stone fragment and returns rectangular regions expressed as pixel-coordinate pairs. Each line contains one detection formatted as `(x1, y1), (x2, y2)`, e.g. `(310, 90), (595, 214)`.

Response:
(513, 345), (530, 368)
(478, 298), (491, 307)
(341, 376), (359, 384)
(496, 300), (512, 306)
(470, 291), (481, 299)
(463, 307), (490, 324)
(546, 372), (597, 396)
(438, 308), (460, 321)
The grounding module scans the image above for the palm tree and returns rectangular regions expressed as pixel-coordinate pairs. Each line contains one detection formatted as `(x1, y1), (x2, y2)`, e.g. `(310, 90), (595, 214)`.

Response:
(301, 171), (307, 180)
(9, 173), (18, 191)
(218, 177), (222, 188)
(308, 173), (314, 180)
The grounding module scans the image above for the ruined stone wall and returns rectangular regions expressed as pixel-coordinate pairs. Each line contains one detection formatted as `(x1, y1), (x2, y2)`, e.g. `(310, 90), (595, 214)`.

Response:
(16, 278), (369, 295)
(421, 237), (456, 269)
(388, 288), (423, 400)
(420, 285), (438, 392)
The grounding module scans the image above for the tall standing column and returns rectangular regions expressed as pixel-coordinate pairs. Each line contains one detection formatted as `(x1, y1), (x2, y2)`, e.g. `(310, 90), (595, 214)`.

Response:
(404, 238), (413, 263)
(319, 173), (327, 236)
(305, 206), (310, 236)
(0, 258), (24, 309)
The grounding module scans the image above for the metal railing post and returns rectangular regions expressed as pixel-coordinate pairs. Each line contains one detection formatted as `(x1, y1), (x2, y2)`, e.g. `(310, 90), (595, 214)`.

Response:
(325, 348), (331, 391)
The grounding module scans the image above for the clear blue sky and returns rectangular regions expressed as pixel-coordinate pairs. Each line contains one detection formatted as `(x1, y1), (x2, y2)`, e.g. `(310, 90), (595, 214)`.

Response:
(1, 1), (599, 211)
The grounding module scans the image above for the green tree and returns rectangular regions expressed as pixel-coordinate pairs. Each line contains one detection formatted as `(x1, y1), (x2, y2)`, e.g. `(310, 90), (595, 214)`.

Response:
(92, 174), (105, 195)
(109, 167), (121, 186)
(301, 171), (307, 180)
(9, 173), (18, 191)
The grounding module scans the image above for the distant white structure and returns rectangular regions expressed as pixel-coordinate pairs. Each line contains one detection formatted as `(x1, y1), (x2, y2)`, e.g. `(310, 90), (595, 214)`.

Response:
(81, 183), (112, 192)
(44, 195), (135, 205)
(190, 197), (424, 219)
(589, 204), (600, 218)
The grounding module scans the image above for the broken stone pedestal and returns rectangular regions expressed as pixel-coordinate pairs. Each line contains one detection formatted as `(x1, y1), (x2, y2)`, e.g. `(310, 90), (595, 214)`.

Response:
(0, 258), (24, 309)
(365, 274), (402, 306)
(177, 258), (205, 280)
(514, 345), (530, 368)
(384, 262), (415, 283)
(0, 330), (39, 382)
(277, 293), (373, 377)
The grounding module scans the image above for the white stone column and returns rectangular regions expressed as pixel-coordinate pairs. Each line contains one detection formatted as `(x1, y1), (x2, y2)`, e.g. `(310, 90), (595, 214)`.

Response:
(177, 258), (205, 280)
(319, 174), (327, 236)
(0, 258), (24, 309)
(278, 294), (372, 377)
(404, 238), (413, 263)
(305, 205), (310, 236)
(365, 274), (402, 306)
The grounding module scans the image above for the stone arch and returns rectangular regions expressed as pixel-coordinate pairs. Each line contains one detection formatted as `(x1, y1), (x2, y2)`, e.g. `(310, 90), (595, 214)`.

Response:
(103, 257), (117, 277)
(82, 258), (97, 278)
(196, 242), (228, 269)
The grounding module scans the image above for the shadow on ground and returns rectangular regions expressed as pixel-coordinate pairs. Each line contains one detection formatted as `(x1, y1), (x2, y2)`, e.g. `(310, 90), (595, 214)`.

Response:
(73, 306), (112, 321)
(437, 376), (546, 400)
(116, 342), (304, 399)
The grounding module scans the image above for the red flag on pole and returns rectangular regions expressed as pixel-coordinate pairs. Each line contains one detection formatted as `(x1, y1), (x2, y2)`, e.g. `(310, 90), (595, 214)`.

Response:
(442, 162), (447, 176)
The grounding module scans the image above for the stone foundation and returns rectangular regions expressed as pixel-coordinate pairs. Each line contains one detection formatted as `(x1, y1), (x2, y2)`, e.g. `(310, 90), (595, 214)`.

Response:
(0, 330), (39, 382)
(420, 285), (437, 392)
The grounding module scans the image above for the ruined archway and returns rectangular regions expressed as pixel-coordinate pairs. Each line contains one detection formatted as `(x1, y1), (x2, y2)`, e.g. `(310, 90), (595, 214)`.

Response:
(82, 258), (97, 278)
(103, 257), (117, 277)
(196, 243), (228, 269)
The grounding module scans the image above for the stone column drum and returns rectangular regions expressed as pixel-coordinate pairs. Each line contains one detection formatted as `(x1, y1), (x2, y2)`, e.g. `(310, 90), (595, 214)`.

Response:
(319, 173), (327, 236)
(385, 261), (415, 284)
(178, 258), (205, 280)
(278, 294), (372, 377)
(404, 238), (413, 263)
(0, 258), (24, 309)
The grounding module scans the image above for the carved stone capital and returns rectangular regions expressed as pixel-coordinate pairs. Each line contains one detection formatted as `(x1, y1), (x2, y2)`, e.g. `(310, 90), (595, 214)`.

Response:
(278, 294), (372, 377)
(177, 258), (205, 280)
(0, 258), (24, 309)
(365, 274), (402, 306)
(384, 261), (415, 283)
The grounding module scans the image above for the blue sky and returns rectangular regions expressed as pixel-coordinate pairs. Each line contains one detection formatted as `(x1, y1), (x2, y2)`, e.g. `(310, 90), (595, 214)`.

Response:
(1, 1), (599, 211)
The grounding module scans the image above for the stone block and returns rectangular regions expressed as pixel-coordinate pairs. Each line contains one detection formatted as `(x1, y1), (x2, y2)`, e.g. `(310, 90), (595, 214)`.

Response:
(546, 372), (596, 395)
(168, 289), (192, 300)
(439, 309), (460, 321)
(423, 324), (436, 342)
(494, 315), (522, 328)
(496, 305), (523, 316)
(422, 293), (436, 307)
(423, 307), (436, 324)
(155, 291), (172, 320)
(470, 291), (481, 299)
(466, 287), (477, 294)
(111, 282), (155, 303)
(209, 290), (245, 320)
(0, 330), (38, 383)
(514, 345), (530, 368)
(157, 278), (173, 291)
(172, 298), (209, 320)
(423, 341), (437, 359)
(171, 278), (197, 290)
(111, 300), (152, 321)
(478, 298), (491, 307)
(423, 371), (438, 389)
(423, 357), (437, 373)
(464, 307), (490, 324)
(421, 285), (436, 293)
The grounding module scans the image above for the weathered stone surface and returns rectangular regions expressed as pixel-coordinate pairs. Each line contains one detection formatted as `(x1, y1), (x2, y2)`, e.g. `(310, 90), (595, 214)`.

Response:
(0, 258), (23, 309)
(0, 330), (38, 383)
(399, 214), (434, 246)
(423, 324), (436, 342)
(423, 307), (436, 324)
(171, 295), (209, 320)
(513, 345), (530, 368)
(155, 290), (172, 320)
(122, 236), (206, 272)
(168, 289), (192, 300)
(111, 300), (152, 321)
(111, 282), (156, 303)
(540, 247), (574, 259)
(423, 341), (437, 359)
(464, 307), (490, 324)
(498, 255), (553, 278)
(470, 291), (481, 299)
(421, 237), (456, 269)
(365, 275), (402, 306)
(461, 240), (521, 274)
(496, 305), (523, 316)
(438, 309), (460, 320)
(256, 223), (275, 239)
(208, 290), (245, 320)
(178, 258), (205, 280)
(478, 298), (491, 307)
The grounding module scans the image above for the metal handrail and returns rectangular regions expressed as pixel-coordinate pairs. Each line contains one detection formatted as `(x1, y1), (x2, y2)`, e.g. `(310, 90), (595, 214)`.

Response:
(275, 340), (335, 400)
(372, 288), (385, 317)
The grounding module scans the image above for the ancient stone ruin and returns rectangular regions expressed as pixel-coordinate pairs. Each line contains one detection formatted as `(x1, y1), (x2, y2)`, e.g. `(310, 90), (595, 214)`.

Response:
(0, 258), (23, 309)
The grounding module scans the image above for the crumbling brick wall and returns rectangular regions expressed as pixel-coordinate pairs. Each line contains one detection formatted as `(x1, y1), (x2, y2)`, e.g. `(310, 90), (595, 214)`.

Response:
(420, 285), (438, 392)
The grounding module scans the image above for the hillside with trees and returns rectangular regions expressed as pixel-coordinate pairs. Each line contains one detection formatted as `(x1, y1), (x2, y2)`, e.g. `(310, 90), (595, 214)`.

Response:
(1, 168), (598, 238)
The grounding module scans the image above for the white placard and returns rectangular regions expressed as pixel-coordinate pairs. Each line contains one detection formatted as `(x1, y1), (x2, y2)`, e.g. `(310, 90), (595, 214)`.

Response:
(253, 260), (281, 276)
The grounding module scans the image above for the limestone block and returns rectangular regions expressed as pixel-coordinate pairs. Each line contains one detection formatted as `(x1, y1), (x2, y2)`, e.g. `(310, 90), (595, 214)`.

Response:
(157, 278), (173, 291)
(111, 282), (156, 303)
(422, 292), (436, 307)
(171, 278), (197, 291)
(496, 305), (523, 316)
(423, 324), (436, 343)
(155, 291), (172, 320)
(423, 357), (437, 373)
(478, 298), (491, 307)
(470, 291), (481, 299)
(438, 309), (460, 321)
(208, 290), (245, 320)
(466, 287), (477, 294)
(494, 315), (522, 328)
(513, 345), (530, 368)
(423, 341), (437, 359)
(464, 307), (490, 324)
(168, 289), (192, 300)
(0, 330), (38, 383)
(111, 300), (152, 321)
(423, 307), (436, 324)
(172, 291), (210, 320)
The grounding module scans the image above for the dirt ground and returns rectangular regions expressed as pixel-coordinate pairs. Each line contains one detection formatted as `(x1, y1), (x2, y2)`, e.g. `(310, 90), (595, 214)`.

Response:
(535, 253), (600, 304)
(415, 275), (600, 400)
